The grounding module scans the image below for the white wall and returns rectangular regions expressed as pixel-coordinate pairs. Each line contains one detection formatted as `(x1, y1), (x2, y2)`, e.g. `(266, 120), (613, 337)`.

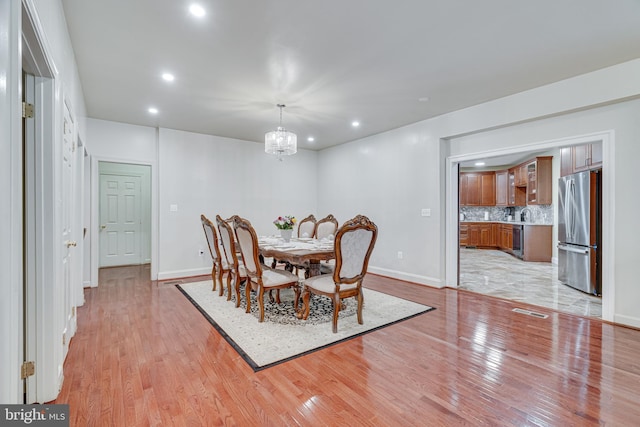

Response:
(157, 128), (318, 279)
(317, 60), (640, 328)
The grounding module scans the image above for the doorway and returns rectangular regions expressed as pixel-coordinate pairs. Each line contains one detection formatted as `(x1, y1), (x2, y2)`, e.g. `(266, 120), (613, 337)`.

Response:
(446, 131), (614, 323)
(98, 162), (151, 268)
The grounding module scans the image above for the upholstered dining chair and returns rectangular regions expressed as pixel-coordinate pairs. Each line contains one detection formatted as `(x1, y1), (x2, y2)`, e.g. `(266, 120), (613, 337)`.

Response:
(314, 214), (339, 240)
(315, 214), (339, 274)
(201, 214), (228, 295)
(297, 214), (316, 238)
(299, 215), (378, 333)
(216, 215), (248, 307)
(233, 216), (301, 322)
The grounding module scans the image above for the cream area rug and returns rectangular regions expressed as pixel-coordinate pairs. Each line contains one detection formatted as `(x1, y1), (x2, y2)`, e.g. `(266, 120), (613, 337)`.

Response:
(177, 280), (434, 371)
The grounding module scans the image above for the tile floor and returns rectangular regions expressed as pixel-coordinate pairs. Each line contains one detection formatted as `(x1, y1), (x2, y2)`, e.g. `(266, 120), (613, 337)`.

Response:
(458, 248), (602, 318)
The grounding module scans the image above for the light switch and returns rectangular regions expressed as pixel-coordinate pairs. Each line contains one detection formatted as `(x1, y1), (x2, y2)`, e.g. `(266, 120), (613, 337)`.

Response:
(421, 208), (431, 217)
(170, 204), (178, 212)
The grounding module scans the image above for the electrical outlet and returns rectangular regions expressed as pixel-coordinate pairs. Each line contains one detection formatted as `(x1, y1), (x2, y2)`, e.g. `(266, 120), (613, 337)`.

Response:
(421, 208), (431, 217)
(199, 249), (205, 256)
(397, 251), (403, 259)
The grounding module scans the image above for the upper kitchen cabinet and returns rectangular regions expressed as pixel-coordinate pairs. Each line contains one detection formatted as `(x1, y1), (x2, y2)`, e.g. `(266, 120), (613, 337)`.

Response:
(526, 156), (553, 205)
(460, 172), (496, 206)
(495, 170), (508, 206)
(560, 143), (603, 176)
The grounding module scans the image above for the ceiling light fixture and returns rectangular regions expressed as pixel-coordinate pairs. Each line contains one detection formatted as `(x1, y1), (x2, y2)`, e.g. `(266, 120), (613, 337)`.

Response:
(351, 120), (360, 127)
(265, 104), (297, 161)
(162, 73), (175, 82)
(307, 136), (315, 142)
(189, 4), (206, 17)
(475, 161), (486, 166)
(148, 107), (159, 114)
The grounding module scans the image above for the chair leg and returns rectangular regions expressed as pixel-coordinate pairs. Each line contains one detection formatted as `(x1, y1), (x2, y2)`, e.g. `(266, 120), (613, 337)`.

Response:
(235, 278), (243, 308)
(226, 272), (233, 301)
(332, 294), (340, 333)
(245, 280), (252, 313)
(293, 284), (301, 312)
(298, 289), (311, 320)
(257, 287), (265, 322)
(211, 265), (217, 291)
(356, 292), (364, 325)
(217, 267), (224, 297)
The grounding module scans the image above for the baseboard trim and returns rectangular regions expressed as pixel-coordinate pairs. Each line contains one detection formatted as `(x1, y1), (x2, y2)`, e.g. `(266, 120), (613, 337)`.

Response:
(614, 314), (640, 329)
(367, 266), (443, 288)
(158, 267), (211, 281)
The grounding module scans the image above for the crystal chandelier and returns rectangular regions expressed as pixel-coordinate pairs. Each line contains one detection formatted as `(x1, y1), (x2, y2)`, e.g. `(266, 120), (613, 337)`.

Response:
(265, 104), (297, 160)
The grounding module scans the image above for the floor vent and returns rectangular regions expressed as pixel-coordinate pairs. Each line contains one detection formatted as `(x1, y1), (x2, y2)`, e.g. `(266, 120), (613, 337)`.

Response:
(512, 308), (548, 319)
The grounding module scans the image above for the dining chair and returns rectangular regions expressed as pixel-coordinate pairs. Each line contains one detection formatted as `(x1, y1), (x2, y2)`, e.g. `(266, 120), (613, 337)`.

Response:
(200, 214), (228, 295)
(315, 214), (339, 274)
(314, 214), (339, 240)
(233, 216), (301, 322)
(299, 215), (378, 333)
(297, 214), (316, 238)
(216, 215), (248, 307)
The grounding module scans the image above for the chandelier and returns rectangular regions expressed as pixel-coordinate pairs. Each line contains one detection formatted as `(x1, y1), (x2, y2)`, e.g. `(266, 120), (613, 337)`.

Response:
(265, 104), (297, 160)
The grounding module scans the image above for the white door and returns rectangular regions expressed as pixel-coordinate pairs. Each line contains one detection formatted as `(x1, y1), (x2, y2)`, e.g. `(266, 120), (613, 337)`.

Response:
(99, 174), (142, 267)
(62, 100), (76, 359)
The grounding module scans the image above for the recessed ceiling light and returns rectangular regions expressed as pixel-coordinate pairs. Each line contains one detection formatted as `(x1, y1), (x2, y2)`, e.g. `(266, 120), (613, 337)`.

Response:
(351, 121), (360, 128)
(475, 161), (485, 166)
(162, 73), (175, 82)
(418, 97), (430, 102)
(307, 137), (315, 142)
(189, 4), (206, 17)
(148, 107), (159, 114)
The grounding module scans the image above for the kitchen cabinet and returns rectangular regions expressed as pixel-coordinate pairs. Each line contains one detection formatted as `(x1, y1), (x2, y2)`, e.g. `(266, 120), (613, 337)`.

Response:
(495, 170), (508, 206)
(523, 225), (552, 262)
(501, 224), (513, 250)
(560, 143), (603, 177)
(514, 164), (528, 187)
(459, 224), (468, 247)
(526, 156), (552, 205)
(573, 143), (603, 172)
(460, 172), (496, 206)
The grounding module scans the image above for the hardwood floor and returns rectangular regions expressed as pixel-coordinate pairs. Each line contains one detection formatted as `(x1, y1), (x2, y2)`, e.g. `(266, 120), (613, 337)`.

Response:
(54, 265), (640, 426)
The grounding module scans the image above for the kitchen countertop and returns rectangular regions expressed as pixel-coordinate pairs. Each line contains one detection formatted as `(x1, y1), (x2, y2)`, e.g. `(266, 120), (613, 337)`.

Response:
(460, 220), (553, 226)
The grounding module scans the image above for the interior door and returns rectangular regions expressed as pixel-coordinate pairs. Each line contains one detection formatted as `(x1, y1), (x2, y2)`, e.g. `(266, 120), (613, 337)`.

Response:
(62, 100), (76, 359)
(99, 173), (142, 267)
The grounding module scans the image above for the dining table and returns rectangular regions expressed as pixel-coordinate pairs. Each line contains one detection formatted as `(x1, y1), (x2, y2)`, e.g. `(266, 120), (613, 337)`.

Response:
(258, 236), (335, 278)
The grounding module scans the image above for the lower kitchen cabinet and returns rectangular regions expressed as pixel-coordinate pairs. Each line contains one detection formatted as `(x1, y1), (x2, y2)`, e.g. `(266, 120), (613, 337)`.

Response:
(522, 225), (552, 262)
(460, 222), (551, 262)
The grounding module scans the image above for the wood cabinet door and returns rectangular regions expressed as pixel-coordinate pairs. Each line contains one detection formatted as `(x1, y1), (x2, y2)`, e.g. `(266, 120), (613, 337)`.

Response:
(590, 143), (603, 168)
(480, 173), (496, 205)
(479, 225), (492, 246)
(459, 174), (468, 206)
(573, 144), (591, 172)
(467, 226), (480, 246)
(459, 224), (468, 247)
(560, 147), (573, 177)
(495, 170), (508, 206)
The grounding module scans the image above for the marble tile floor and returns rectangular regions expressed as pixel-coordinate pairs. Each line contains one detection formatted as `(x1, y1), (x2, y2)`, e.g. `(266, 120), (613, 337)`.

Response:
(459, 248), (602, 318)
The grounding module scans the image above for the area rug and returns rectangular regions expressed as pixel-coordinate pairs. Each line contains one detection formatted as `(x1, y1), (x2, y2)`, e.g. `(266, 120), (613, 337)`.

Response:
(177, 280), (434, 371)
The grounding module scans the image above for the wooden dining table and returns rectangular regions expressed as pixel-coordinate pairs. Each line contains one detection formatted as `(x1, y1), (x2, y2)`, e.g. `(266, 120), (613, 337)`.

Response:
(258, 237), (335, 277)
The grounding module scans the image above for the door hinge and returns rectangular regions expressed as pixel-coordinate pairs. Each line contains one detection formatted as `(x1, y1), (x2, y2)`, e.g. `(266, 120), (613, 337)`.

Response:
(22, 102), (34, 118)
(21, 361), (35, 379)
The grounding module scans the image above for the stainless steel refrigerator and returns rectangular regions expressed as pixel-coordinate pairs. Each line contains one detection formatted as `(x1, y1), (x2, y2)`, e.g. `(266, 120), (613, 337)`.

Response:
(557, 170), (602, 295)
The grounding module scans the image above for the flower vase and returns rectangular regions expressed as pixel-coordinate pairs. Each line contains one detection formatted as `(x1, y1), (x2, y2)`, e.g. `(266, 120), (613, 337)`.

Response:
(280, 229), (293, 242)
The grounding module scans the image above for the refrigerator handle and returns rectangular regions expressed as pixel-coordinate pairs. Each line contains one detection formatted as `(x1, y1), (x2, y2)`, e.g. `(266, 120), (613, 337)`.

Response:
(557, 244), (589, 254)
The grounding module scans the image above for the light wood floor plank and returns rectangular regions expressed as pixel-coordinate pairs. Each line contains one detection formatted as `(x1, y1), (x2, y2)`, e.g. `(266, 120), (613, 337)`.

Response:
(53, 265), (640, 426)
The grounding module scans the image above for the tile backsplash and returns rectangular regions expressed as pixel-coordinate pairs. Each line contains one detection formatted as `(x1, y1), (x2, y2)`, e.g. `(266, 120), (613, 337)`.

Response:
(460, 205), (553, 224)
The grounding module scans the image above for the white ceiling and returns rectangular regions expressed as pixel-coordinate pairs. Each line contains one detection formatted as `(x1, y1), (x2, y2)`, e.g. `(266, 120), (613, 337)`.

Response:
(61, 0), (640, 151)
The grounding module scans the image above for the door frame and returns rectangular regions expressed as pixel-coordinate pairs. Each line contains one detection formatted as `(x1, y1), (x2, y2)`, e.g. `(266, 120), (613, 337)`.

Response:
(21, 0), (59, 403)
(90, 157), (157, 286)
(445, 130), (615, 322)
